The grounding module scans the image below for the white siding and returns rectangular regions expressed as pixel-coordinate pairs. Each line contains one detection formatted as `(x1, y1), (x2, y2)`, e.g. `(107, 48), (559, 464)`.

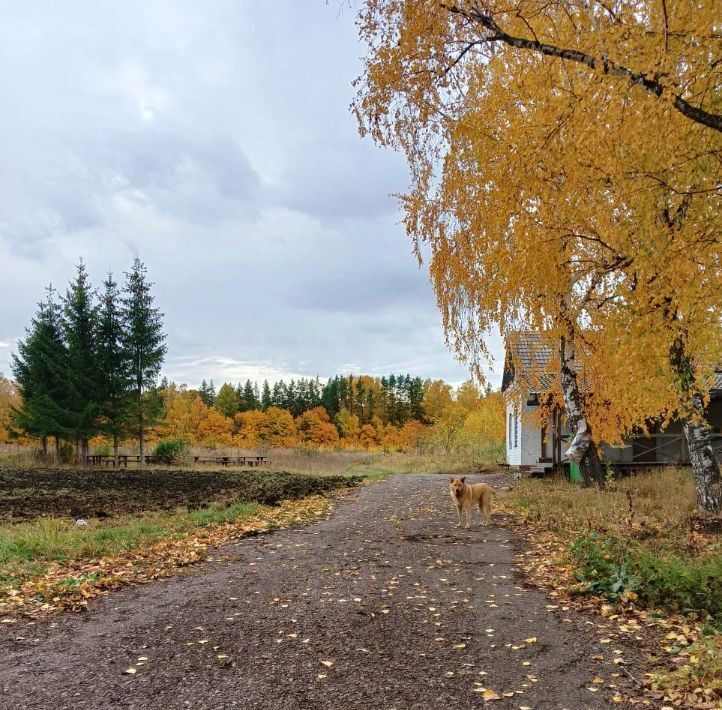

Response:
(506, 398), (544, 467)
(506, 401), (521, 466)
(519, 400), (541, 466)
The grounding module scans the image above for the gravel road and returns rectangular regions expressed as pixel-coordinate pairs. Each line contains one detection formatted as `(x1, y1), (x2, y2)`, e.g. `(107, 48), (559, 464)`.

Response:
(0, 473), (639, 709)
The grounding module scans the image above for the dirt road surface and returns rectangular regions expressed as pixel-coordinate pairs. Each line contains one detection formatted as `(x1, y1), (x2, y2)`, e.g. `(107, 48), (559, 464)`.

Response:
(1, 474), (641, 709)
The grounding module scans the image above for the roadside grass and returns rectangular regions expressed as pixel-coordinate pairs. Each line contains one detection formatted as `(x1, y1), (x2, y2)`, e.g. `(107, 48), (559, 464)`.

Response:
(501, 467), (722, 704)
(0, 493), (340, 617)
(504, 467), (720, 617)
(0, 501), (258, 586)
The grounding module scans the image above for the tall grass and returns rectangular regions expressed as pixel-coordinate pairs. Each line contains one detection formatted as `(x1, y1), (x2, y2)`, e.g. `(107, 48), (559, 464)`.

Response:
(1, 443), (505, 475)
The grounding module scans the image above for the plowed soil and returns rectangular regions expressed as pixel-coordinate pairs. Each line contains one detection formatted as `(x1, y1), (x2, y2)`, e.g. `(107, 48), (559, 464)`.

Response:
(0, 468), (359, 521)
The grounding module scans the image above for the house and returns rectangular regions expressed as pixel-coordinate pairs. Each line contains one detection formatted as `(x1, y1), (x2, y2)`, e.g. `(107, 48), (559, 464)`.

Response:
(501, 331), (722, 471)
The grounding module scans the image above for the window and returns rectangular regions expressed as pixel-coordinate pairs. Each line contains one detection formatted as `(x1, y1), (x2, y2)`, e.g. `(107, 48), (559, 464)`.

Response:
(514, 410), (519, 448)
(508, 412), (513, 448)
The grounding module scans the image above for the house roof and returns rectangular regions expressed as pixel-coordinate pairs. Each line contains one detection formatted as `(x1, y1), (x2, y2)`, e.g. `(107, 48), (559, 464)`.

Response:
(501, 331), (554, 393)
(502, 329), (722, 398)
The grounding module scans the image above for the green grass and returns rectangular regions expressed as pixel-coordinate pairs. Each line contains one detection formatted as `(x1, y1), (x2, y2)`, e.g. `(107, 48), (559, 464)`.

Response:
(0, 501), (259, 585)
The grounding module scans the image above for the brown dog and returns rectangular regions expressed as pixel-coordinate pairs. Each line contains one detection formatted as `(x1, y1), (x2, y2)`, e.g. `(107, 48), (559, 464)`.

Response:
(449, 476), (510, 529)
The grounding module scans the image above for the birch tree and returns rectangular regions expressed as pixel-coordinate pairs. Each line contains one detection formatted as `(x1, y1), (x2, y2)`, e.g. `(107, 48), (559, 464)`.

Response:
(353, 0), (722, 504)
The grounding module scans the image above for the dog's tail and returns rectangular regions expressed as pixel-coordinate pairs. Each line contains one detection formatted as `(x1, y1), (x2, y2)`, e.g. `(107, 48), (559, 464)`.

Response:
(493, 486), (514, 498)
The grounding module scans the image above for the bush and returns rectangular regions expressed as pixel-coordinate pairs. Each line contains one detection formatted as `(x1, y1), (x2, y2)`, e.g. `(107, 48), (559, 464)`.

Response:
(571, 533), (637, 599)
(153, 438), (189, 465)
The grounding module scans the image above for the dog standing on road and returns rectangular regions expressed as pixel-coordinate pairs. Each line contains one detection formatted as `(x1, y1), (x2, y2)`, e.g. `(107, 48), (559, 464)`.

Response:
(449, 476), (510, 529)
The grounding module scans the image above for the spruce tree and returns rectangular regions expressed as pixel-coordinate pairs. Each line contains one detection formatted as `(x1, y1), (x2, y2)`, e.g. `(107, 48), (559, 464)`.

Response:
(63, 261), (101, 463)
(97, 272), (132, 464)
(199, 379), (213, 406)
(235, 382), (246, 411)
(11, 287), (67, 457)
(122, 257), (166, 468)
(261, 380), (272, 411)
(271, 381), (285, 408)
(243, 379), (258, 410)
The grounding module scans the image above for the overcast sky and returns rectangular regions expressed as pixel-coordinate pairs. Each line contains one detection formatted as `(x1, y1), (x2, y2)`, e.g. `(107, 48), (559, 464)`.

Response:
(0, 1), (504, 390)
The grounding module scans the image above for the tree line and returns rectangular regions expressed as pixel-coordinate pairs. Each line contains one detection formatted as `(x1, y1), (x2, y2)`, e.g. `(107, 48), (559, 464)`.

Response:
(194, 373), (429, 425)
(11, 258), (166, 466)
(150, 376), (504, 456)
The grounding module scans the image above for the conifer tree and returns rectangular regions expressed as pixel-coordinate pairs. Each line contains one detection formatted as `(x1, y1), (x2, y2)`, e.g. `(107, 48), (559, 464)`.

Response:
(199, 379), (214, 407)
(62, 261), (100, 463)
(261, 380), (272, 411)
(11, 286), (67, 457)
(97, 272), (132, 464)
(122, 257), (166, 468)
(243, 379), (258, 411)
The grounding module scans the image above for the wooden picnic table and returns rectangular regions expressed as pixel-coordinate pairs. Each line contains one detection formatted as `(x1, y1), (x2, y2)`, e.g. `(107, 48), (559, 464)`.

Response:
(192, 455), (271, 467)
(85, 454), (271, 468)
(86, 454), (160, 467)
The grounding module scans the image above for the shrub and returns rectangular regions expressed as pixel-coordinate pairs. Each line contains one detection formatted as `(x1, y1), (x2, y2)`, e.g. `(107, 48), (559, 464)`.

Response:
(571, 533), (637, 599)
(153, 438), (189, 465)
(634, 552), (722, 618)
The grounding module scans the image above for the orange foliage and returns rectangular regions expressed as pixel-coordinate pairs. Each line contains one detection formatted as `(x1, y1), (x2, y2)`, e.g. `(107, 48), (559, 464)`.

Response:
(233, 410), (265, 447)
(297, 407), (339, 447)
(197, 408), (234, 447)
(256, 407), (297, 447)
(0, 376), (19, 444)
(163, 389), (208, 442)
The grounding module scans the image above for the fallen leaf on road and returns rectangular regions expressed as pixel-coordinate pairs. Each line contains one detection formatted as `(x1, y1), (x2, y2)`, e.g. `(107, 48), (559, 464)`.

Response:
(124, 668), (136, 675)
(321, 660), (334, 667)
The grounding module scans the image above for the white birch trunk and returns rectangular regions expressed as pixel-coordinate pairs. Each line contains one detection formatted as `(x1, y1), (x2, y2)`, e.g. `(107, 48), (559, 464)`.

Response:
(683, 393), (722, 513)
(559, 334), (604, 486)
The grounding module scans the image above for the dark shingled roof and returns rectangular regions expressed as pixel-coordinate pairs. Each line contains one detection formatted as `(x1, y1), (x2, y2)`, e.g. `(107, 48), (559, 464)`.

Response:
(501, 331), (554, 393)
(502, 330), (722, 397)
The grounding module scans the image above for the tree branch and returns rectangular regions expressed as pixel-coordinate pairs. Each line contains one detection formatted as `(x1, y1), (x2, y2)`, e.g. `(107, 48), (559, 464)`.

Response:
(441, 3), (722, 133)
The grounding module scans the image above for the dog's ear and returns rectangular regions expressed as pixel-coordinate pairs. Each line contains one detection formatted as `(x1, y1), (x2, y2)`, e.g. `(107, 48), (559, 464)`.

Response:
(460, 476), (466, 483)
(449, 476), (455, 483)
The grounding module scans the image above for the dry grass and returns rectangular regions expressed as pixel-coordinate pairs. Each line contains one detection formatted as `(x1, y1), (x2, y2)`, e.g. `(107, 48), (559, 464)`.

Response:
(506, 467), (698, 553)
(0, 445), (500, 478)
